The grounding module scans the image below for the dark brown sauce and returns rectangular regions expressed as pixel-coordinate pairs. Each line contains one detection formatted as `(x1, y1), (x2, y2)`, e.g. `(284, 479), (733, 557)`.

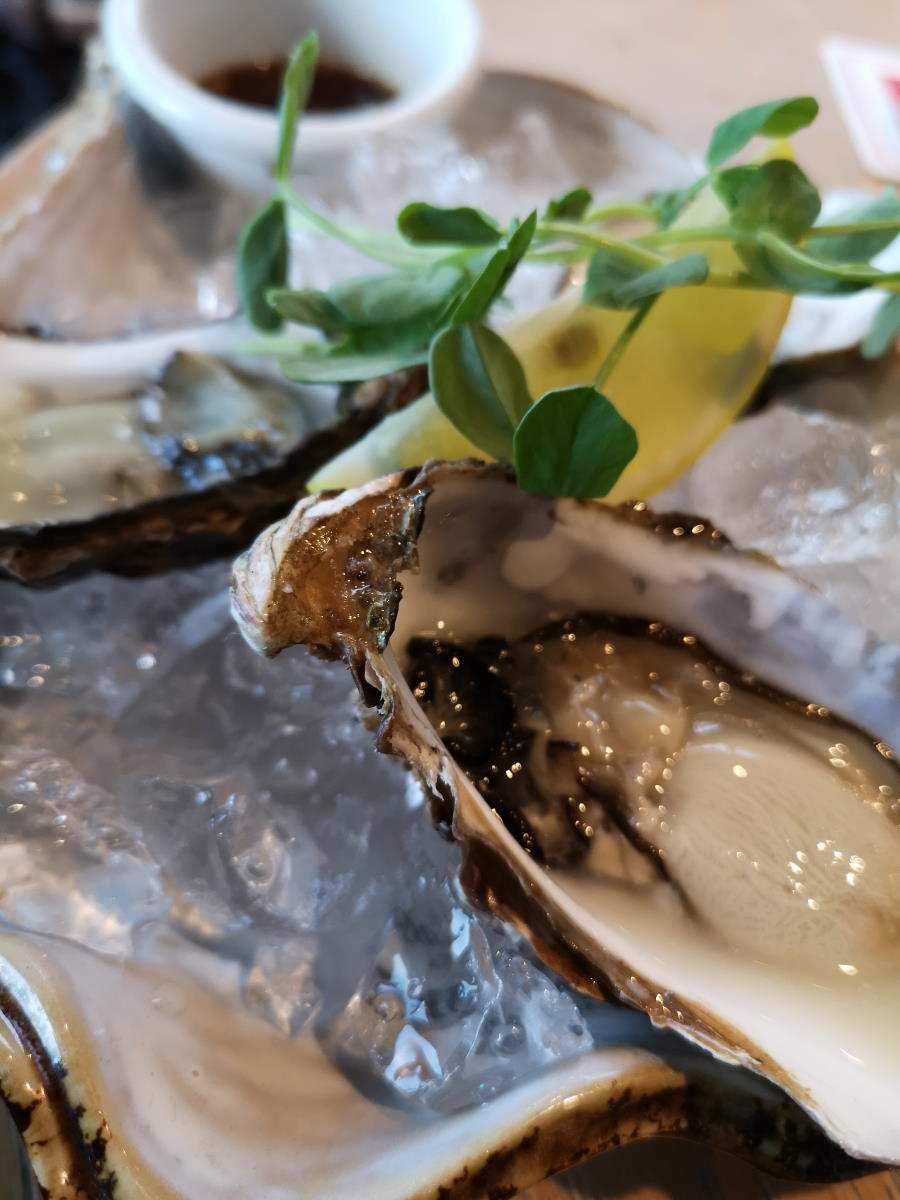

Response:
(199, 55), (395, 113)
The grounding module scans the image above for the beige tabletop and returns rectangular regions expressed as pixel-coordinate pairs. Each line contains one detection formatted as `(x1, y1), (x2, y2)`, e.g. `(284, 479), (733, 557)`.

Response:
(481, 0), (895, 191)
(479, 1), (900, 1197)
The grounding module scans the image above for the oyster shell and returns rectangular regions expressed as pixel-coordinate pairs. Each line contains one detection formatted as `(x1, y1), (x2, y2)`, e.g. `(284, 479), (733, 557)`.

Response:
(0, 339), (425, 586)
(0, 550), (864, 1199)
(233, 461), (900, 1165)
(0, 932), (864, 1199)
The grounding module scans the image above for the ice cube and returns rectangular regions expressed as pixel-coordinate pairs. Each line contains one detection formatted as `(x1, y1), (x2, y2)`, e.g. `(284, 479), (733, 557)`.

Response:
(662, 404), (900, 644)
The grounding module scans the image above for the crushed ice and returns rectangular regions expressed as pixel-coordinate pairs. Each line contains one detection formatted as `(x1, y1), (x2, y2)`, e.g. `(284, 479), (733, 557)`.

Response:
(661, 359), (900, 645)
(0, 562), (604, 1113)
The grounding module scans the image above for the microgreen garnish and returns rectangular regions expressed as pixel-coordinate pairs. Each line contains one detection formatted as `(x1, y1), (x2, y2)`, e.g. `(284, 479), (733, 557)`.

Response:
(430, 322), (530, 460)
(713, 161), (821, 241)
(514, 386), (638, 498)
(275, 31), (319, 183)
(647, 179), (704, 230)
(397, 203), (503, 246)
(705, 96), (820, 169)
(237, 198), (289, 332)
(543, 187), (593, 221)
(862, 293), (900, 359)
(806, 190), (900, 263)
(238, 45), (900, 499)
(585, 248), (708, 308)
(449, 212), (538, 325)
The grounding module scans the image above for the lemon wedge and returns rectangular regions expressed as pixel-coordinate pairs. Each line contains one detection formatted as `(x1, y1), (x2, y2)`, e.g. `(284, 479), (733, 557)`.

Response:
(307, 185), (791, 499)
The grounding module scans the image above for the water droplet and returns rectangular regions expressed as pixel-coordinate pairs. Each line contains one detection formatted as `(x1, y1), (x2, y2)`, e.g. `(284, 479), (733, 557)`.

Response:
(491, 1020), (526, 1056)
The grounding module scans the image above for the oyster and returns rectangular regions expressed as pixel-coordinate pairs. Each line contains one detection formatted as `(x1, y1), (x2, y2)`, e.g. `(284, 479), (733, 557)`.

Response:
(233, 461), (900, 1165)
(0, 338), (425, 585)
(0, 553), (863, 1199)
(0, 932), (864, 1199)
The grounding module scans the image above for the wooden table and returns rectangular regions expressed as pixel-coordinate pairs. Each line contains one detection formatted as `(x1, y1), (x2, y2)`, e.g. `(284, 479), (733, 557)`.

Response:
(478, 1), (900, 1196)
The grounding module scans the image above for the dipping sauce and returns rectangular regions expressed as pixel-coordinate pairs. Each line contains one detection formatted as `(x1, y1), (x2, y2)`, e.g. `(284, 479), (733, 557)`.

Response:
(199, 56), (395, 112)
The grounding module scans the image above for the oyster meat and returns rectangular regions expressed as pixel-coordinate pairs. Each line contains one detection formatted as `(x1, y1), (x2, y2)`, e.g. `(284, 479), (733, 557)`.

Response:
(233, 460), (900, 1165)
(0, 344), (425, 585)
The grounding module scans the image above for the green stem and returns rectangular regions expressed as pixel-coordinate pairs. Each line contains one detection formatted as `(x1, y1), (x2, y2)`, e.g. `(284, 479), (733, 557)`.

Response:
(758, 231), (900, 284)
(583, 201), (657, 225)
(278, 182), (441, 269)
(643, 217), (900, 250)
(593, 297), (657, 390)
(525, 248), (589, 265)
(637, 225), (743, 247)
(537, 221), (663, 267)
(799, 218), (900, 241)
(710, 265), (900, 292)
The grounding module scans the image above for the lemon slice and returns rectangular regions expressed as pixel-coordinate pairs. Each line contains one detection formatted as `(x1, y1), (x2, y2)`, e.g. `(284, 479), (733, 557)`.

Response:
(308, 186), (791, 499)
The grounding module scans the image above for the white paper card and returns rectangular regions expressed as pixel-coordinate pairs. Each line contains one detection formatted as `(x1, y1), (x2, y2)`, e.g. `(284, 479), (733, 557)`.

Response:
(822, 35), (900, 181)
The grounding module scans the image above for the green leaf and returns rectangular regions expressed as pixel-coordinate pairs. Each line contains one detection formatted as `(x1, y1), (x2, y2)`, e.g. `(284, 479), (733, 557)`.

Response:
(583, 248), (652, 308)
(450, 249), (508, 325)
(648, 178), (706, 229)
(329, 264), (465, 326)
(752, 231), (900, 295)
(267, 288), (348, 335)
(450, 211), (538, 325)
(429, 323), (531, 460)
(862, 293), (900, 358)
(269, 265), (466, 354)
(544, 187), (593, 221)
(584, 248), (705, 309)
(280, 345), (428, 383)
(275, 32), (319, 182)
(613, 253), (708, 307)
(494, 212), (538, 291)
(807, 190), (900, 263)
(714, 160), (821, 240)
(706, 96), (819, 169)
(237, 199), (289, 332)
(397, 203), (503, 246)
(513, 386), (637, 498)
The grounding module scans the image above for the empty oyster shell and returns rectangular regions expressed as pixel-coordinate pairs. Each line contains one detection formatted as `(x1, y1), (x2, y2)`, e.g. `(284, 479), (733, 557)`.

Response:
(233, 461), (900, 1165)
(0, 930), (864, 1199)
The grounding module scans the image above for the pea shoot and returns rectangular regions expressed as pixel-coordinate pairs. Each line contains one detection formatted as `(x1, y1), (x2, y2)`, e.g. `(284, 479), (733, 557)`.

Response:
(239, 33), (900, 499)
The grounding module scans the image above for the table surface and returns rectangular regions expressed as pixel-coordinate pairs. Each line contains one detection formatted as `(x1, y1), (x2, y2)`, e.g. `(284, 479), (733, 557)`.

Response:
(481, 0), (894, 191)
(479, 1), (900, 1196)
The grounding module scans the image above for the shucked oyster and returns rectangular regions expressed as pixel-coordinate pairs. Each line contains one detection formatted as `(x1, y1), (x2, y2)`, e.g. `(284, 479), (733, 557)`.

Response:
(233, 461), (900, 1166)
(0, 340), (425, 585)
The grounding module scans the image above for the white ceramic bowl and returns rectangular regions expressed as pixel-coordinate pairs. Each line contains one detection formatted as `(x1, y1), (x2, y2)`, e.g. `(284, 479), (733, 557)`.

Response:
(102, 0), (481, 193)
